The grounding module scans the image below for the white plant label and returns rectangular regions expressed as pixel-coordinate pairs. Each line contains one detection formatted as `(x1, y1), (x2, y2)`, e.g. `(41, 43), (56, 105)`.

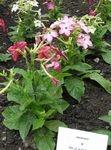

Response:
(56, 127), (108, 150)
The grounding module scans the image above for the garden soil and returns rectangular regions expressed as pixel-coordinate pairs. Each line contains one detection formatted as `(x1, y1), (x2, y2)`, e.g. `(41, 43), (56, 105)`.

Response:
(0, 0), (111, 150)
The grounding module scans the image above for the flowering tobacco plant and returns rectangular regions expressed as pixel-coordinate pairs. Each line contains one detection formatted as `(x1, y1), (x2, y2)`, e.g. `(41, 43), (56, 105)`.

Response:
(35, 15), (111, 101)
(0, 41), (69, 150)
(9, 0), (42, 42)
(1, 3), (111, 150)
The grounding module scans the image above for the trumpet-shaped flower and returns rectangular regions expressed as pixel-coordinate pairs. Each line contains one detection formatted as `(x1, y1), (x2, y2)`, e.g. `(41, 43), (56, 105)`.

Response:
(38, 46), (67, 72)
(8, 42), (27, 61)
(78, 21), (90, 33)
(43, 30), (58, 43)
(77, 33), (93, 49)
(51, 77), (59, 86)
(51, 16), (74, 36)
(89, 9), (96, 16)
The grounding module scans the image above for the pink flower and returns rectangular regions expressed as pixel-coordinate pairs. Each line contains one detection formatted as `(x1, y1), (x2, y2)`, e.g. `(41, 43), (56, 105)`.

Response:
(78, 21), (91, 33)
(47, 2), (55, 10)
(51, 77), (59, 86)
(59, 23), (74, 36)
(8, 42), (27, 61)
(46, 61), (61, 72)
(43, 30), (58, 43)
(35, 32), (42, 45)
(50, 16), (75, 36)
(77, 33), (93, 49)
(0, 19), (6, 32)
(50, 20), (60, 29)
(89, 9), (96, 16)
(38, 46), (67, 72)
(59, 16), (74, 36)
(38, 46), (51, 59)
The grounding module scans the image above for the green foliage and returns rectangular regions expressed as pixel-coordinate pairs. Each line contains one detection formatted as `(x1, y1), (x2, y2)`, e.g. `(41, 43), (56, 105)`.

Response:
(35, 128), (55, 150)
(96, 0), (111, 33)
(95, 111), (111, 145)
(9, 0), (42, 42)
(0, 0), (4, 4)
(45, 120), (67, 132)
(46, 0), (63, 21)
(2, 67), (68, 149)
(101, 50), (111, 64)
(65, 77), (85, 102)
(0, 53), (11, 62)
(83, 72), (111, 94)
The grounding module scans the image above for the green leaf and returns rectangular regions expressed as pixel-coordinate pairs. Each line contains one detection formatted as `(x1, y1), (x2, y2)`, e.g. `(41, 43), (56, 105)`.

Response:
(94, 130), (111, 145)
(2, 105), (23, 130)
(0, 53), (11, 62)
(99, 115), (111, 125)
(102, 50), (111, 64)
(32, 118), (45, 130)
(7, 85), (33, 109)
(35, 128), (55, 150)
(63, 62), (92, 72)
(64, 77), (85, 102)
(86, 72), (111, 93)
(13, 68), (26, 76)
(50, 99), (69, 114)
(19, 112), (36, 140)
(107, 21), (111, 32)
(45, 120), (67, 132)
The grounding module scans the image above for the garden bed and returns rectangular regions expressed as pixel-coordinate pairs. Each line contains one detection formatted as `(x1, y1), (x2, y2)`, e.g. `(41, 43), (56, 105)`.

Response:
(0, 0), (111, 150)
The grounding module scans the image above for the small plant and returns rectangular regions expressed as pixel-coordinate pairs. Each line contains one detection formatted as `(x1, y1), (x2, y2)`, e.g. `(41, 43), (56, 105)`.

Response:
(44, 0), (63, 21)
(36, 15), (111, 101)
(9, 0), (42, 42)
(95, 111), (111, 145)
(95, 0), (111, 33)
(0, 41), (69, 150)
(80, 13), (111, 65)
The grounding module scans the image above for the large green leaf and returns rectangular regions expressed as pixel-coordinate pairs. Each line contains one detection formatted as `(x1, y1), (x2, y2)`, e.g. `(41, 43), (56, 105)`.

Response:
(45, 120), (67, 132)
(2, 105), (23, 130)
(19, 112), (36, 140)
(102, 50), (111, 64)
(32, 118), (45, 130)
(64, 77), (85, 102)
(86, 72), (111, 93)
(94, 130), (111, 145)
(50, 99), (69, 114)
(63, 62), (92, 72)
(7, 85), (33, 110)
(35, 128), (55, 150)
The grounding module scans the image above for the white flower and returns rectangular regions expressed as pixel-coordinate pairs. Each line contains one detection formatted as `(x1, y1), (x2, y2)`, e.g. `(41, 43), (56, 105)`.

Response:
(34, 20), (42, 27)
(37, 9), (41, 16)
(27, 0), (39, 7)
(11, 4), (19, 12)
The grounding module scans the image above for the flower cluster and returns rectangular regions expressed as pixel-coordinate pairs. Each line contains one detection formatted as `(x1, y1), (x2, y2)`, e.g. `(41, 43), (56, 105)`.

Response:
(38, 46), (67, 72)
(41, 16), (93, 49)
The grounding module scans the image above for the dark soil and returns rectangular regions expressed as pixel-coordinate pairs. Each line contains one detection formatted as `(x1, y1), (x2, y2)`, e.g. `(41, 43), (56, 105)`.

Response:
(0, 0), (111, 150)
